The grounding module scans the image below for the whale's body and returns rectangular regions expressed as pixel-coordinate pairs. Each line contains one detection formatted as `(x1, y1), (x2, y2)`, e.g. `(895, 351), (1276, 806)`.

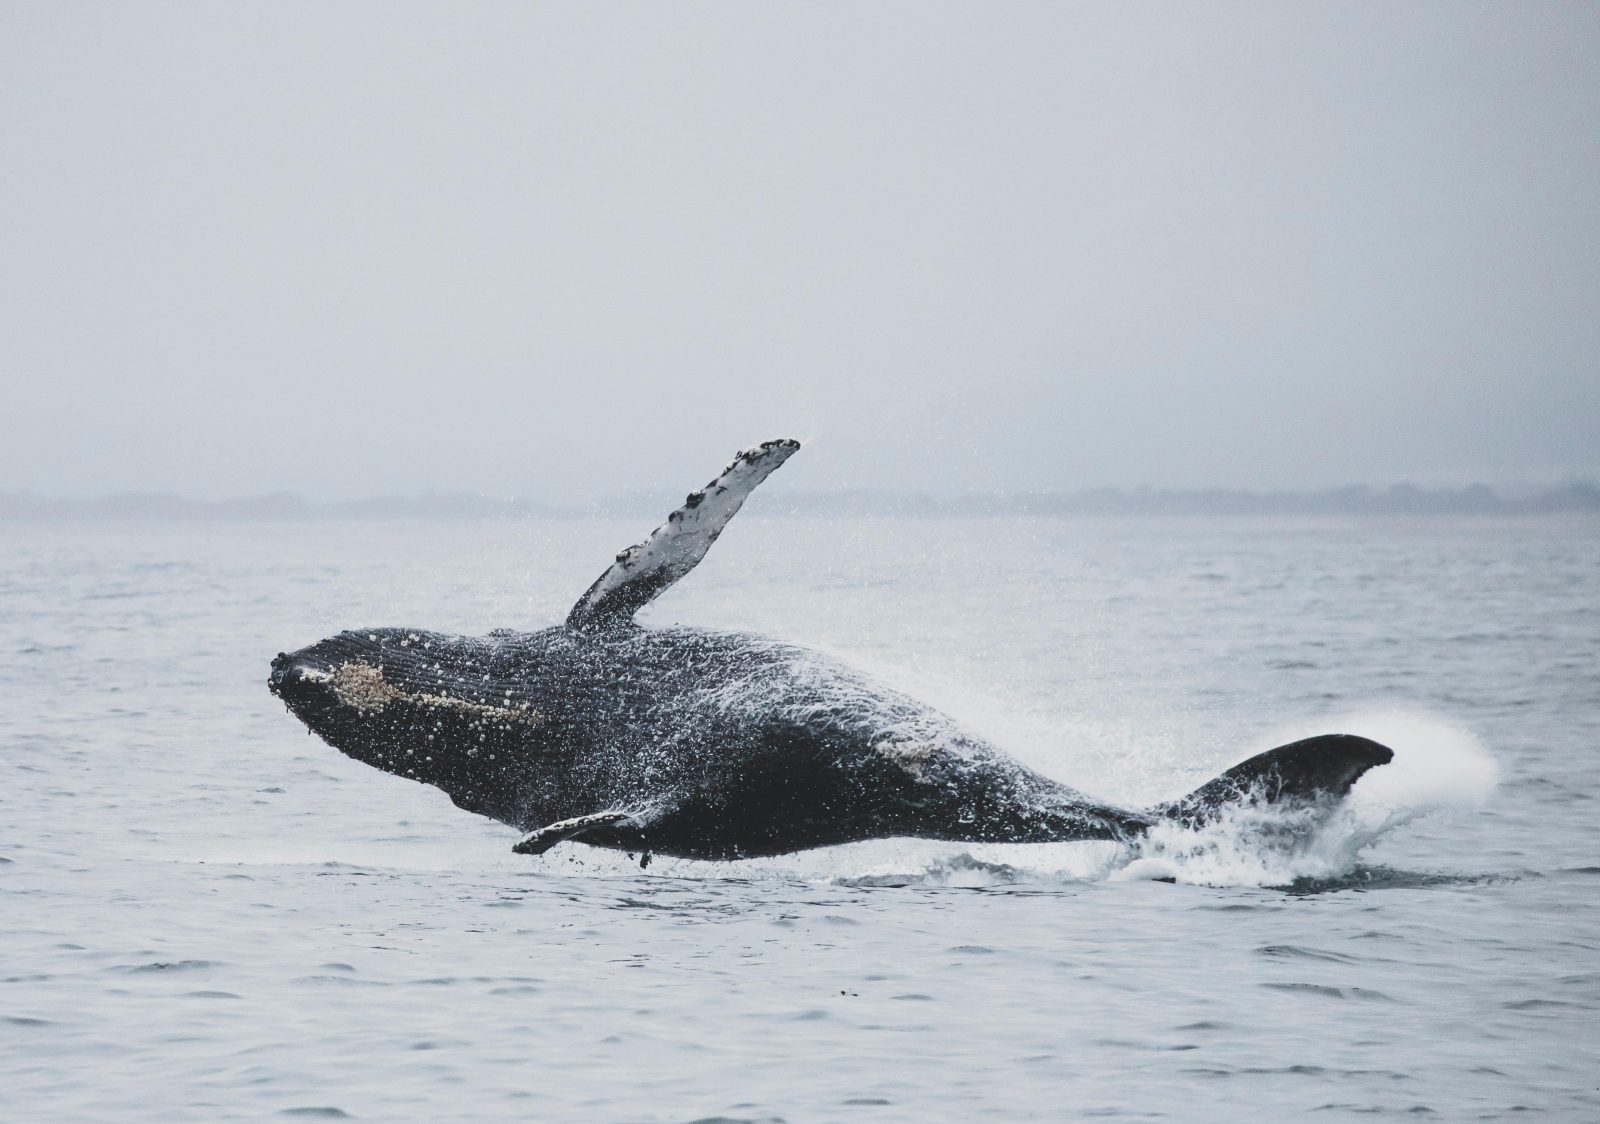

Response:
(270, 624), (1164, 860)
(269, 440), (1393, 862)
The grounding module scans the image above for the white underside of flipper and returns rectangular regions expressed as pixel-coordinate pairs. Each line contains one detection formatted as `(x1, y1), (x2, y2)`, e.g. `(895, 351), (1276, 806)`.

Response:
(566, 439), (801, 632)
(512, 810), (635, 854)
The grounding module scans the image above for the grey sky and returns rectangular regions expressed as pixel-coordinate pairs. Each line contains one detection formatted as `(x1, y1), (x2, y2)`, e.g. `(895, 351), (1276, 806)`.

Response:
(3, 2), (1597, 500)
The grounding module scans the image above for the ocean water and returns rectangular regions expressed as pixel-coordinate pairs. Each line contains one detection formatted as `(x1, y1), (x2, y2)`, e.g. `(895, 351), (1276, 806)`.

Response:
(2, 514), (1596, 1121)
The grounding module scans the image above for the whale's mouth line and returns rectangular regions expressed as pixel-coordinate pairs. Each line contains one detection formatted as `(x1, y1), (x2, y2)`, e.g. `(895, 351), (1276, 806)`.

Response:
(270, 652), (543, 727)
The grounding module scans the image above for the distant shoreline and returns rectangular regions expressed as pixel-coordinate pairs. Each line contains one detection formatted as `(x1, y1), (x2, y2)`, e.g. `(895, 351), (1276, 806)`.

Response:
(3, 483), (1597, 521)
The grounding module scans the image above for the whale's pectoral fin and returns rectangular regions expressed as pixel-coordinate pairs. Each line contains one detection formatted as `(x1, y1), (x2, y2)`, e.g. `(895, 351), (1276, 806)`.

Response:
(513, 810), (634, 855)
(1154, 733), (1394, 828)
(566, 439), (801, 633)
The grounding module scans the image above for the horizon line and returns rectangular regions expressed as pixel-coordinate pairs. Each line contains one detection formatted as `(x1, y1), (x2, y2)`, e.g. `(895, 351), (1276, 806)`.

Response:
(2, 479), (1598, 520)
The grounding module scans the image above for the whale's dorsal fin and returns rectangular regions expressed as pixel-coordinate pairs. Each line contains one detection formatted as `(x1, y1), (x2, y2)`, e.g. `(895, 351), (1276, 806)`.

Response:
(566, 438), (801, 632)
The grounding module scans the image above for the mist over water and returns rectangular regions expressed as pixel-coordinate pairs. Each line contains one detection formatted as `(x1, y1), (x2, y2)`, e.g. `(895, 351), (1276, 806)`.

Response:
(2, 514), (1597, 1119)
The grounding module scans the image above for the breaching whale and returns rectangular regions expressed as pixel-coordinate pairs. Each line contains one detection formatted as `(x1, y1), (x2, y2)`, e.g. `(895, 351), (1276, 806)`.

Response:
(268, 439), (1393, 864)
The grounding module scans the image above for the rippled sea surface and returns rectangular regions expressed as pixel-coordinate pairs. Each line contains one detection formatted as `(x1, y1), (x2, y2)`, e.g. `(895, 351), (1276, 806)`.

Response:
(3, 515), (1597, 1121)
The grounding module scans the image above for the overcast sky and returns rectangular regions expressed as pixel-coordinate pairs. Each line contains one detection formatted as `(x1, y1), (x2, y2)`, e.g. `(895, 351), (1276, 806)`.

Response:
(2, 3), (1597, 500)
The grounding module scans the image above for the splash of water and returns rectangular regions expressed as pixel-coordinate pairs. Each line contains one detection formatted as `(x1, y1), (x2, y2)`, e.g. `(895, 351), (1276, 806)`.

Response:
(1113, 710), (1499, 887)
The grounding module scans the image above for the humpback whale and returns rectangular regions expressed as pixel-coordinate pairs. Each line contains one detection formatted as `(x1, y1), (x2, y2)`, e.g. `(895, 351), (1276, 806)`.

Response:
(268, 439), (1393, 863)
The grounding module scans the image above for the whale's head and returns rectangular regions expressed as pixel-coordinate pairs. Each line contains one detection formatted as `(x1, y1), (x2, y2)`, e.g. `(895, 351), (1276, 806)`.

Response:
(268, 629), (547, 819)
(269, 631), (397, 731)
